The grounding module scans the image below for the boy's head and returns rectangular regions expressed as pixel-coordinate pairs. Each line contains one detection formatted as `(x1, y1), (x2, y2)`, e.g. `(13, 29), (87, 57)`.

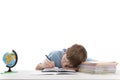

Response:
(61, 44), (87, 68)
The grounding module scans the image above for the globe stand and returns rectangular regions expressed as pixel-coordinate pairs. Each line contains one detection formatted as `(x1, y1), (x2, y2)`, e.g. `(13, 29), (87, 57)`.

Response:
(7, 67), (12, 72)
(4, 67), (17, 74)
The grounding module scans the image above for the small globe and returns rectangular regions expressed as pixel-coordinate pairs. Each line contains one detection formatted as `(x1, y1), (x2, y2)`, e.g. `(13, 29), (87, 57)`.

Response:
(3, 50), (18, 72)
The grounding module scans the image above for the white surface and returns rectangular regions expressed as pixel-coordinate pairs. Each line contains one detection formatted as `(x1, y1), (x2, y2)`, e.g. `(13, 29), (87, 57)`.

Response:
(0, 70), (120, 80)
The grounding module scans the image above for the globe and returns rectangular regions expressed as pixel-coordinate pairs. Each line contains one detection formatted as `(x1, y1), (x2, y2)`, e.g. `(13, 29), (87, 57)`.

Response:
(3, 50), (18, 72)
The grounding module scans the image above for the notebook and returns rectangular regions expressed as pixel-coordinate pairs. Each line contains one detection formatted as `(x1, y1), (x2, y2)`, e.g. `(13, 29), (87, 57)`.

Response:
(42, 67), (76, 72)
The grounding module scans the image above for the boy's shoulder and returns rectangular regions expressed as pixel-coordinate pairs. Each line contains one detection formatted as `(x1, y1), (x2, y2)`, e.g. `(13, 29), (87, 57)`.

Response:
(49, 49), (65, 56)
(50, 49), (66, 54)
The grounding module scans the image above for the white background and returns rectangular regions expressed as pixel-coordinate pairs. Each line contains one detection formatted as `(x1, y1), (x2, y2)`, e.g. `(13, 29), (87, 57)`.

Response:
(0, 0), (120, 71)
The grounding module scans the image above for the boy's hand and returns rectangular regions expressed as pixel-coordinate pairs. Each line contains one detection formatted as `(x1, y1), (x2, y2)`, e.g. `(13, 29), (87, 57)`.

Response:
(43, 59), (55, 68)
(35, 59), (55, 70)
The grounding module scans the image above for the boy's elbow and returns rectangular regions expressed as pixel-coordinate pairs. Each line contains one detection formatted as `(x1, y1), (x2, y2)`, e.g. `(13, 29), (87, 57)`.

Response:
(35, 66), (39, 70)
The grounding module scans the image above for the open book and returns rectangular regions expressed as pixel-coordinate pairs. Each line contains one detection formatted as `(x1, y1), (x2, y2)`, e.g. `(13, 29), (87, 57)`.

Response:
(42, 67), (76, 72)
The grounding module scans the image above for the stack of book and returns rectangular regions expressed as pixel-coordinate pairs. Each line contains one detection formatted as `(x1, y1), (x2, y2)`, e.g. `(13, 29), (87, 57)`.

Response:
(79, 61), (118, 74)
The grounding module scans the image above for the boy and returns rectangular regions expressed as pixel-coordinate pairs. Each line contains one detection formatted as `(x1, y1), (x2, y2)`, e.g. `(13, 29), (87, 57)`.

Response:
(36, 44), (91, 71)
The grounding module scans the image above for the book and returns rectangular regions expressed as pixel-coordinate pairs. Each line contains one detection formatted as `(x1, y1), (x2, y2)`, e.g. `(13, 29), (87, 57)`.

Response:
(79, 61), (118, 74)
(42, 67), (76, 72)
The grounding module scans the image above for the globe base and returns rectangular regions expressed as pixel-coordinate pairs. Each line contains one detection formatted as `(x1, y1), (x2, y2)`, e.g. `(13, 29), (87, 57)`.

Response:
(5, 67), (12, 73)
